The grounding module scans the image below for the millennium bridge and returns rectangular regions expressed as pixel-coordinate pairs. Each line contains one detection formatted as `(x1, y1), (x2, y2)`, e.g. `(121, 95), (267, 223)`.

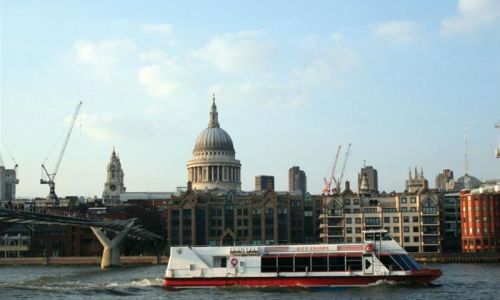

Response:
(0, 207), (163, 268)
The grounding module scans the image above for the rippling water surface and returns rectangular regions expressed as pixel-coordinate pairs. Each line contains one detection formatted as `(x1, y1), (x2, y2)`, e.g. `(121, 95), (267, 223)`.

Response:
(0, 263), (498, 299)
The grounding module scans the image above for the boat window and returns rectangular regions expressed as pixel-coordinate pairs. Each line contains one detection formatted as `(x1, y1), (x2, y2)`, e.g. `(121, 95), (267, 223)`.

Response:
(381, 232), (392, 241)
(213, 256), (227, 268)
(365, 232), (382, 241)
(391, 255), (411, 271)
(278, 257), (294, 272)
(346, 256), (362, 271)
(401, 255), (420, 270)
(261, 256), (277, 273)
(294, 256), (310, 272)
(329, 256), (345, 271)
(311, 256), (328, 272)
(379, 255), (403, 271)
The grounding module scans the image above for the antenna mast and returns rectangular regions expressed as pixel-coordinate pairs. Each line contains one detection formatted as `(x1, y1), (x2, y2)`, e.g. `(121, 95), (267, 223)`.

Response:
(464, 122), (470, 190)
(495, 122), (500, 158)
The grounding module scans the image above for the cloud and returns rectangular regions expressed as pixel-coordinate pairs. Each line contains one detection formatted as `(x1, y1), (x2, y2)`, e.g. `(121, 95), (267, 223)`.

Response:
(141, 23), (174, 34)
(373, 21), (421, 44)
(72, 38), (137, 79)
(68, 113), (123, 141)
(138, 64), (181, 99)
(441, 0), (500, 35)
(194, 30), (274, 74)
(72, 113), (154, 141)
(209, 81), (307, 108)
(293, 44), (358, 87)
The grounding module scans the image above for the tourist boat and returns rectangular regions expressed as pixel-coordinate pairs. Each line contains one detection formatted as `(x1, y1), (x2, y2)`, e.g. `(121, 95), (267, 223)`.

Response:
(163, 230), (442, 288)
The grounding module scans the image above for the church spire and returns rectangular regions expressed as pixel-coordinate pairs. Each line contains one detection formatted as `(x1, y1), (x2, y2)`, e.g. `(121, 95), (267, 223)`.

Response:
(209, 93), (220, 128)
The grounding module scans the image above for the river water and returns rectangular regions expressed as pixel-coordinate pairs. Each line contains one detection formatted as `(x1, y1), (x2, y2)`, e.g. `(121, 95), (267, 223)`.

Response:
(0, 263), (498, 299)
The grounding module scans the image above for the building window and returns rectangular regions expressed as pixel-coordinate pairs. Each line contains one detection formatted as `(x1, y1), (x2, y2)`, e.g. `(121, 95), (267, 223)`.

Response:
(413, 226), (419, 233)
(346, 218), (352, 224)
(344, 199), (351, 205)
(410, 197), (416, 203)
(344, 209), (351, 213)
(393, 217), (399, 223)
(355, 218), (361, 224)
(384, 217), (390, 223)
(413, 236), (419, 242)
(355, 227), (361, 233)
(401, 207), (407, 212)
(346, 237), (353, 243)
(346, 227), (352, 234)
(410, 207), (417, 212)
(365, 217), (380, 226)
(384, 227), (390, 232)
(394, 237), (400, 242)
(403, 216), (409, 223)
(404, 236), (410, 243)
(422, 198), (437, 214)
(404, 226), (409, 233)
(394, 227), (400, 233)
(354, 199), (360, 205)
(355, 237), (362, 243)
(401, 198), (407, 203)
(412, 216), (419, 223)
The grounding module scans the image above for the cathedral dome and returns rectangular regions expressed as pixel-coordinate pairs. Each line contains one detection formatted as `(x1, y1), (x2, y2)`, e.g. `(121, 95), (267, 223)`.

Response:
(187, 95), (241, 191)
(192, 95), (235, 153)
(194, 127), (234, 152)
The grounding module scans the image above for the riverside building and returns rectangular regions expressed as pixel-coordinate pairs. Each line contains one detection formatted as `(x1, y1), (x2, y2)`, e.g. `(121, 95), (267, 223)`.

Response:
(460, 181), (500, 253)
(321, 169), (441, 253)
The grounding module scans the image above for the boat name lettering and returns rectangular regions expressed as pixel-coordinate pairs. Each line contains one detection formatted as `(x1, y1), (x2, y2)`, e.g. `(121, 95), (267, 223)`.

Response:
(296, 246), (329, 252)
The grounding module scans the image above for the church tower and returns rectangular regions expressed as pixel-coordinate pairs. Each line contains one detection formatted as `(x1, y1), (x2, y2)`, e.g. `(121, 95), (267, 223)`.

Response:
(102, 148), (126, 204)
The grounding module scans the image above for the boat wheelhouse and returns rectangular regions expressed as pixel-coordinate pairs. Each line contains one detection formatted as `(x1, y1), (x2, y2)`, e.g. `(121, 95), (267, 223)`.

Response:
(164, 230), (441, 288)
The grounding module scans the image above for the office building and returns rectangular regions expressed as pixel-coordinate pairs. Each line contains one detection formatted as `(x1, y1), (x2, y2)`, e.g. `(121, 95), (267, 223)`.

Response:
(289, 166), (307, 195)
(255, 176), (274, 191)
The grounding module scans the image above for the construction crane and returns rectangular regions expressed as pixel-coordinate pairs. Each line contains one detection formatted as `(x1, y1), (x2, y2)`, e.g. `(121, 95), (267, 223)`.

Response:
(40, 101), (82, 205)
(334, 143), (352, 193)
(495, 122), (500, 158)
(323, 145), (341, 194)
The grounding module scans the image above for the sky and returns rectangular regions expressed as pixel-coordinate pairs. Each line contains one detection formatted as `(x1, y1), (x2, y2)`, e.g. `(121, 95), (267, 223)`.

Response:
(0, 0), (499, 198)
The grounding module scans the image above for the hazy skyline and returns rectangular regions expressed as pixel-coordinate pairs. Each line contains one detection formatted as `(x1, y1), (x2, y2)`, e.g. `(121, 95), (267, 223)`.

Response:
(1, 0), (499, 198)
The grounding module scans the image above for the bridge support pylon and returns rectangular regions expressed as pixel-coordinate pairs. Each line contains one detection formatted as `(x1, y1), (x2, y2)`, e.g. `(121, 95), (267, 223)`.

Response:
(91, 220), (135, 269)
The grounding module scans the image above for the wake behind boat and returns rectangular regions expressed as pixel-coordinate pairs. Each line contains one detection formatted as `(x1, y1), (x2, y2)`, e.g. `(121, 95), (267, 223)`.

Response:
(163, 230), (441, 288)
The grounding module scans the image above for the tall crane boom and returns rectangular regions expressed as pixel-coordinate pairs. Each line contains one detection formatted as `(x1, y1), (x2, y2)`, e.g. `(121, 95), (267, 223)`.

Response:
(336, 143), (351, 193)
(53, 101), (82, 180)
(333, 143), (351, 193)
(322, 145), (341, 194)
(41, 101), (82, 205)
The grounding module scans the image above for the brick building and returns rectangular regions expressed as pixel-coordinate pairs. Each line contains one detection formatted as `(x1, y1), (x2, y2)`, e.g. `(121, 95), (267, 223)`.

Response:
(460, 181), (500, 253)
